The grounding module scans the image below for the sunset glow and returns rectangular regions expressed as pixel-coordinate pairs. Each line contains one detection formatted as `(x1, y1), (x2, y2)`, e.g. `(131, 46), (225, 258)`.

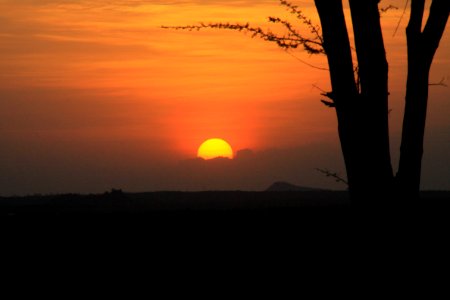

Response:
(0, 0), (448, 195)
(197, 139), (234, 160)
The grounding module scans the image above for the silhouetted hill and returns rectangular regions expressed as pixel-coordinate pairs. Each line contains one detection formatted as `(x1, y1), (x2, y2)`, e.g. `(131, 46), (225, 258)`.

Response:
(266, 181), (327, 192)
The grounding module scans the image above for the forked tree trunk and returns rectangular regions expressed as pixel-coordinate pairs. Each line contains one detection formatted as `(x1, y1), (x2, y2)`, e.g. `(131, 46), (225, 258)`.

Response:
(316, 0), (447, 203)
(315, 0), (394, 202)
(397, 0), (449, 199)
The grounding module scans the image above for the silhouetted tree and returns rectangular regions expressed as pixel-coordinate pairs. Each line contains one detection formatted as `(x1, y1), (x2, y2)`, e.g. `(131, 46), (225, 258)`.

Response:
(313, 0), (394, 202)
(396, 0), (449, 198)
(163, 0), (449, 203)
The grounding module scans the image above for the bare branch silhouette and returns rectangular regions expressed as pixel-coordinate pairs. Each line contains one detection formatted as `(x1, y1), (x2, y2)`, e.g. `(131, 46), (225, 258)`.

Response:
(312, 84), (335, 107)
(393, 0), (410, 37)
(285, 50), (328, 70)
(380, 4), (399, 14)
(162, 0), (324, 55)
(316, 168), (348, 186)
(429, 77), (448, 87)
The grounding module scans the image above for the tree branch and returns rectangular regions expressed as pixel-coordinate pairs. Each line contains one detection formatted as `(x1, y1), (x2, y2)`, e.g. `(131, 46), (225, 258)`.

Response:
(429, 77), (448, 87)
(407, 0), (425, 36)
(316, 168), (348, 186)
(422, 0), (450, 64)
(393, 0), (409, 37)
(284, 50), (328, 70)
(162, 1), (325, 55)
(314, 0), (358, 104)
(279, 0), (324, 45)
(268, 17), (323, 54)
(162, 22), (324, 54)
(380, 4), (398, 14)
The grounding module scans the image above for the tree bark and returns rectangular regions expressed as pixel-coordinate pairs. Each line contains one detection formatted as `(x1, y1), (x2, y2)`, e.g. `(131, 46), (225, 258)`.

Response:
(397, 0), (449, 199)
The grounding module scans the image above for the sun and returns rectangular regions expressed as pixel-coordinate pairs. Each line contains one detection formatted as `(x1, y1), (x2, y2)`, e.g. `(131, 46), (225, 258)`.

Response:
(197, 138), (234, 160)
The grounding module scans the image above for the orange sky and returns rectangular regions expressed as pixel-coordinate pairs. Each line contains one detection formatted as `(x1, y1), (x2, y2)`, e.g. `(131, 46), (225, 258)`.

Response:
(0, 0), (448, 194)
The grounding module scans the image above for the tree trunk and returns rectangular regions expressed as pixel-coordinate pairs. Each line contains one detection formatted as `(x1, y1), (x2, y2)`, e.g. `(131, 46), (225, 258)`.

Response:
(316, 0), (395, 203)
(316, 0), (448, 203)
(397, 0), (449, 199)
(314, 0), (361, 200)
(348, 0), (394, 200)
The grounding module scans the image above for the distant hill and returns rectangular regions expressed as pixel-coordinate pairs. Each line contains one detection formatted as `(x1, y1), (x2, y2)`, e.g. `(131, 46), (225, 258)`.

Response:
(266, 181), (327, 192)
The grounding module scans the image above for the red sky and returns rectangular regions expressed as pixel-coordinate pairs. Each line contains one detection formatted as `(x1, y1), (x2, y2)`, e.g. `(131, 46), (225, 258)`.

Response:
(0, 0), (449, 195)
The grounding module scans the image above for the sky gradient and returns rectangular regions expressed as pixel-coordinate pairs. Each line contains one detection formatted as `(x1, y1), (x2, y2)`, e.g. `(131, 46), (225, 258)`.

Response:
(0, 0), (449, 195)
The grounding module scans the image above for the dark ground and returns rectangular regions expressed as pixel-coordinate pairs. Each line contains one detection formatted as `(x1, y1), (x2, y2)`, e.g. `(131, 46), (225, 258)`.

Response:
(0, 190), (334, 215)
(2, 191), (449, 271)
(1, 190), (449, 216)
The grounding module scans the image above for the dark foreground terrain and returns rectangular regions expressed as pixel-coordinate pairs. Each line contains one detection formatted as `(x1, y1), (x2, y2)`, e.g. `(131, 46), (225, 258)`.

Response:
(1, 190), (449, 216)
(0, 190), (348, 216)
(2, 191), (449, 263)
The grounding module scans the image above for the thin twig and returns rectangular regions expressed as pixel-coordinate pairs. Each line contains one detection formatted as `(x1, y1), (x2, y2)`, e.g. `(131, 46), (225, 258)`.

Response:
(429, 77), (448, 87)
(393, 0), (409, 37)
(162, 22), (324, 54)
(162, 1), (325, 55)
(380, 5), (399, 14)
(312, 84), (326, 93)
(316, 168), (348, 186)
(285, 50), (328, 71)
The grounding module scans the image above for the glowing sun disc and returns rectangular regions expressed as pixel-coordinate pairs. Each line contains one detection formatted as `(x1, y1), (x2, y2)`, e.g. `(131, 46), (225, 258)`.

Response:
(197, 138), (234, 160)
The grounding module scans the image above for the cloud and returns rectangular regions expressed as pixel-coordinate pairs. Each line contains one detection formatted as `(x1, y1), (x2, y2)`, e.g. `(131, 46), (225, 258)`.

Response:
(136, 144), (348, 192)
(0, 140), (348, 196)
(2, 114), (449, 196)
